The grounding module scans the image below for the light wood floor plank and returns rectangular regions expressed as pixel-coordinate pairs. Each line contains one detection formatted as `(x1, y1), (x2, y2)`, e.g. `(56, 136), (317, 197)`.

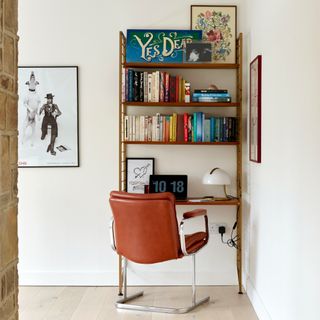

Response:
(19, 286), (65, 320)
(19, 286), (258, 320)
(42, 287), (87, 320)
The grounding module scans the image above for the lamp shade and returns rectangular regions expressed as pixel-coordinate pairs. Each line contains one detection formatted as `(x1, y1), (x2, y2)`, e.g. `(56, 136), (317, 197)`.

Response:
(202, 168), (231, 185)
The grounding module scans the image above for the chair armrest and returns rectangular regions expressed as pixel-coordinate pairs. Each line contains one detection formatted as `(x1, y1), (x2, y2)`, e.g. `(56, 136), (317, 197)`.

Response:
(179, 209), (208, 256)
(183, 209), (207, 219)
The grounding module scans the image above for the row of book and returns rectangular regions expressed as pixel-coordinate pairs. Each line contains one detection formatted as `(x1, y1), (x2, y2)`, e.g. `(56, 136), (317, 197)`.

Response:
(192, 89), (232, 102)
(124, 113), (238, 143)
(122, 69), (190, 103)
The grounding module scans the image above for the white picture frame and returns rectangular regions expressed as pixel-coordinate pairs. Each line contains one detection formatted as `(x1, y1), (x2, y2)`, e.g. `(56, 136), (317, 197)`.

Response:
(126, 158), (155, 193)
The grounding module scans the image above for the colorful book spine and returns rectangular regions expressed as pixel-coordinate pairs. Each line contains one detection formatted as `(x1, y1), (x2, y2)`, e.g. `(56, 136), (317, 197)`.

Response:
(122, 68), (126, 102)
(125, 68), (129, 102)
(193, 112), (197, 142)
(183, 113), (188, 142)
(133, 71), (139, 102)
(164, 73), (170, 102)
(128, 69), (134, 102)
(172, 113), (177, 142)
(159, 72), (165, 102)
(210, 117), (215, 142)
(204, 119), (211, 142)
(154, 71), (160, 102)
(143, 71), (148, 102)
(139, 72), (144, 102)
(194, 89), (228, 93)
(196, 112), (202, 142)
(175, 75), (180, 102)
(147, 74), (152, 102)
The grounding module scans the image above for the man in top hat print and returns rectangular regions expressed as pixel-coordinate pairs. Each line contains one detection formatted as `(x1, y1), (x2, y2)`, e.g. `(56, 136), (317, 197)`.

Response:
(39, 93), (62, 156)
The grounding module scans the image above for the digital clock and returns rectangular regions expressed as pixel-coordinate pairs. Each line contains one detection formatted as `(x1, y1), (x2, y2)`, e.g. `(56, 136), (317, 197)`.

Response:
(149, 175), (188, 200)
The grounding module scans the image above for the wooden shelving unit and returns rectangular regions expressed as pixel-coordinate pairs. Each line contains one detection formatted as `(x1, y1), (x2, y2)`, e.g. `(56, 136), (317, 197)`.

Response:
(124, 141), (239, 145)
(124, 102), (240, 107)
(176, 198), (240, 206)
(124, 62), (240, 69)
(118, 31), (243, 294)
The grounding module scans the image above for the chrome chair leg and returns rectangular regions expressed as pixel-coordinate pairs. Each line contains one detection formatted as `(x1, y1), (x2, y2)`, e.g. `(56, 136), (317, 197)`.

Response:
(192, 254), (196, 306)
(115, 255), (210, 314)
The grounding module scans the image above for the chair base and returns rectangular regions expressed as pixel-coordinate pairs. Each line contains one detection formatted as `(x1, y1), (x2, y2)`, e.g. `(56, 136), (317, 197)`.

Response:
(116, 291), (210, 314)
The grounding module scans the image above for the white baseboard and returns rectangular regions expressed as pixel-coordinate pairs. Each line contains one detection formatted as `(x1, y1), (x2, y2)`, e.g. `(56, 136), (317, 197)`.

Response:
(246, 276), (272, 320)
(19, 270), (237, 286)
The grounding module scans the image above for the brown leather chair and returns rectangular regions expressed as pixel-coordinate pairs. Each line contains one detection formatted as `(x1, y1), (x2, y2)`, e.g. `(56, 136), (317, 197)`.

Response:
(109, 191), (210, 313)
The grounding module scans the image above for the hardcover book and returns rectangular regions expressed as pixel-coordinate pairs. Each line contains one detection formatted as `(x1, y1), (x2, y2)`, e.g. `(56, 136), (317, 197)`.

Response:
(126, 30), (202, 63)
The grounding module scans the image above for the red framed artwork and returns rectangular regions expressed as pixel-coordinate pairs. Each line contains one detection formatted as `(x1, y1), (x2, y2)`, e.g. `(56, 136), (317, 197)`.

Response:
(249, 55), (262, 163)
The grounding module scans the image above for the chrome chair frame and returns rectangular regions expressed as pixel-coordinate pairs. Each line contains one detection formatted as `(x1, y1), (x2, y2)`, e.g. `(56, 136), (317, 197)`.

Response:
(109, 214), (210, 314)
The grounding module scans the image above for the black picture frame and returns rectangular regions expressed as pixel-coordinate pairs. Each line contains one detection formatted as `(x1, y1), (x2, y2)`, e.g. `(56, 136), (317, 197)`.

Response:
(126, 158), (155, 193)
(18, 66), (79, 168)
(184, 42), (212, 63)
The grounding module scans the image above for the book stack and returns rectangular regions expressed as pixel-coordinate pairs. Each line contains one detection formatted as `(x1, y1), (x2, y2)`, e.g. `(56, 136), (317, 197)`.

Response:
(192, 89), (232, 102)
(124, 113), (237, 143)
(123, 69), (190, 103)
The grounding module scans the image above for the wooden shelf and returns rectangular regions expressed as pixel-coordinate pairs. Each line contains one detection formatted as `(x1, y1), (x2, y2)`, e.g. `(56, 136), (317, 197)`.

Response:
(124, 62), (239, 69)
(123, 102), (239, 107)
(176, 198), (240, 206)
(123, 141), (239, 145)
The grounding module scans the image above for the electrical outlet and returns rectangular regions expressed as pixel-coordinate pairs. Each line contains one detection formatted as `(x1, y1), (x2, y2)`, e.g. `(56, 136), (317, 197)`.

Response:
(209, 223), (227, 234)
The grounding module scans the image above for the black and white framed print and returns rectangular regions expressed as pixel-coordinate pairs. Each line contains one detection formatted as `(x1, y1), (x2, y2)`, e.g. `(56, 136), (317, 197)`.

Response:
(184, 42), (212, 63)
(126, 158), (154, 193)
(18, 66), (79, 167)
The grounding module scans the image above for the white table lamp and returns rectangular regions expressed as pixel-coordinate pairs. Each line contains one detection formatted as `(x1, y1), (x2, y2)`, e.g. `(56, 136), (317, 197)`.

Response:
(202, 168), (231, 199)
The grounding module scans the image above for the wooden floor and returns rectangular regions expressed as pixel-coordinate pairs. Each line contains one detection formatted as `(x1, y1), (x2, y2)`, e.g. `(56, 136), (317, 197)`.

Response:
(19, 286), (258, 320)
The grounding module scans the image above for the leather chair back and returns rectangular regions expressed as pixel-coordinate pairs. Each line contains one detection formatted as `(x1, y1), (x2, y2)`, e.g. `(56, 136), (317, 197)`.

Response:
(109, 191), (181, 264)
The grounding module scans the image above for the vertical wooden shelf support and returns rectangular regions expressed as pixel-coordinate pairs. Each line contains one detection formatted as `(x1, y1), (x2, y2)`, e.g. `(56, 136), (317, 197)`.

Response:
(236, 33), (243, 294)
(117, 31), (243, 294)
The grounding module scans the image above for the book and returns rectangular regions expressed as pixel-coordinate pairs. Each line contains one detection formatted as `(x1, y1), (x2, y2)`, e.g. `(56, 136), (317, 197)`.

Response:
(147, 73), (152, 102)
(204, 119), (211, 142)
(139, 72), (144, 102)
(176, 114), (184, 142)
(125, 69), (129, 101)
(122, 68), (126, 102)
(194, 89), (228, 93)
(143, 71), (148, 102)
(192, 92), (231, 97)
(155, 71), (160, 102)
(183, 113), (189, 142)
(133, 71), (139, 102)
(128, 69), (134, 102)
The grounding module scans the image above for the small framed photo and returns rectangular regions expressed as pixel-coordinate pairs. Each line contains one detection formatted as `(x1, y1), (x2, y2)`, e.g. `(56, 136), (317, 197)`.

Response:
(249, 55), (262, 163)
(190, 5), (237, 63)
(126, 158), (155, 193)
(18, 66), (79, 168)
(184, 42), (212, 63)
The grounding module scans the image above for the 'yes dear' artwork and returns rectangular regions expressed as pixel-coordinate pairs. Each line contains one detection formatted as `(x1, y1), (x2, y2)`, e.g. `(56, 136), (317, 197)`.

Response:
(126, 30), (202, 63)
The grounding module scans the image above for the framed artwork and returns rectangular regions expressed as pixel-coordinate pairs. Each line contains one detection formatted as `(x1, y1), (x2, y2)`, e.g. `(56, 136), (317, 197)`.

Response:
(126, 29), (202, 63)
(18, 66), (79, 167)
(126, 158), (155, 193)
(184, 42), (212, 63)
(190, 5), (237, 63)
(249, 55), (262, 163)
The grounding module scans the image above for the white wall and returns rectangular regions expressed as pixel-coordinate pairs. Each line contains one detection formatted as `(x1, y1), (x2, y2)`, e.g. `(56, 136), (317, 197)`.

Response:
(244, 0), (320, 319)
(18, 0), (246, 286)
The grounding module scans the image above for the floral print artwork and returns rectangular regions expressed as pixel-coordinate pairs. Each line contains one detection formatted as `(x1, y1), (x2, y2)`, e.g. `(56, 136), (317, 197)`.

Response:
(192, 6), (236, 63)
